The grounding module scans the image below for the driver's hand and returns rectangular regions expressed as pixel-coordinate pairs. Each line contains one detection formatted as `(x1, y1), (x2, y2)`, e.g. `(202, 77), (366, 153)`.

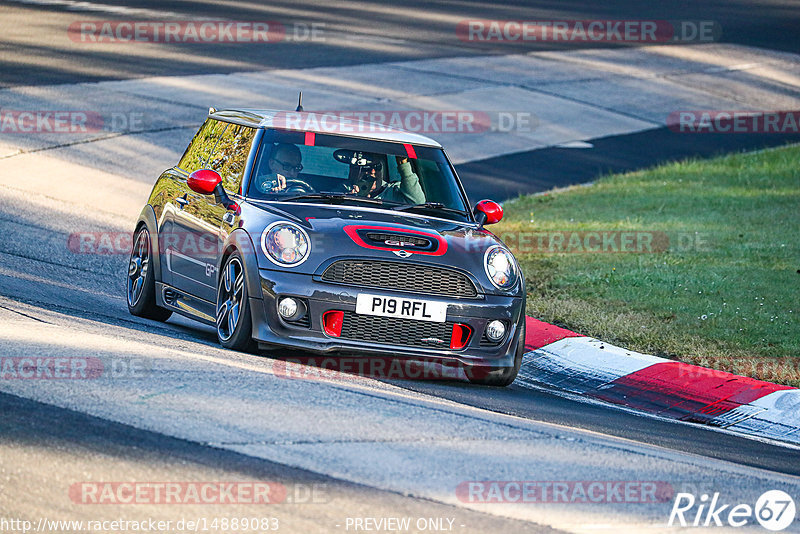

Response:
(396, 156), (409, 165)
(273, 173), (287, 191)
(257, 174), (287, 193)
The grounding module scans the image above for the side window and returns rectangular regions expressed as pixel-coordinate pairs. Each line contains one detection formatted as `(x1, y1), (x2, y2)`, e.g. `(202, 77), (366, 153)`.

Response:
(208, 124), (257, 194)
(177, 119), (228, 173)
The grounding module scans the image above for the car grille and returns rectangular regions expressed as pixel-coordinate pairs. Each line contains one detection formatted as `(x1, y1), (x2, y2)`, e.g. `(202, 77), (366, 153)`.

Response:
(340, 313), (456, 348)
(286, 314), (311, 328)
(321, 260), (478, 298)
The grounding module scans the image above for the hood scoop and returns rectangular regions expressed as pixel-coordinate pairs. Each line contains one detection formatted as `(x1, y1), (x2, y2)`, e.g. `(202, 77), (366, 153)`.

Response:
(363, 231), (434, 252)
(343, 224), (448, 257)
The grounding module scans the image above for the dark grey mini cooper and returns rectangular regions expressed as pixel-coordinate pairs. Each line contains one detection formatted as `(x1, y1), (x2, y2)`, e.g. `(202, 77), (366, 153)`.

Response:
(127, 108), (525, 385)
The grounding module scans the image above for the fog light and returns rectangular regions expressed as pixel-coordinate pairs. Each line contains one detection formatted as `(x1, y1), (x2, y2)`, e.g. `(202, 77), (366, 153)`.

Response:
(486, 320), (506, 342)
(278, 297), (298, 319)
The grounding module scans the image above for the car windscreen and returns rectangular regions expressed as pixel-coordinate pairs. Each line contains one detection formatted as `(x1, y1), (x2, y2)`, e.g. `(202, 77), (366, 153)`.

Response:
(245, 129), (471, 221)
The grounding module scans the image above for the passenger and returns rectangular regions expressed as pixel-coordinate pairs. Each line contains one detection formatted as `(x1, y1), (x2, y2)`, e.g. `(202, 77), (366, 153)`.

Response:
(255, 143), (302, 193)
(350, 156), (425, 205)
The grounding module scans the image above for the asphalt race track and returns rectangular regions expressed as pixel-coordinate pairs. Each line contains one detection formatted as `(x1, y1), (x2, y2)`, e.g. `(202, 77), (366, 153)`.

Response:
(1, 1), (799, 532)
(2, 0), (800, 87)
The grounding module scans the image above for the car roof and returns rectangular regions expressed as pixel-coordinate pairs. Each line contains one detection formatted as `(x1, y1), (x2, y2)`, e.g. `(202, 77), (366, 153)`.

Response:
(209, 108), (443, 148)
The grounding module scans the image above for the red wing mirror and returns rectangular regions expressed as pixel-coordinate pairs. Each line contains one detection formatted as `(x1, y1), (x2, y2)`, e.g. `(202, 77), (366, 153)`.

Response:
(187, 169), (222, 195)
(473, 199), (503, 225)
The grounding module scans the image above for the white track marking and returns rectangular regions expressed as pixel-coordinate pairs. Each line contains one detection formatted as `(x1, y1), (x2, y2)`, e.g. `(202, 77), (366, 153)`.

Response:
(514, 378), (800, 451)
(517, 338), (800, 446)
(729, 390), (800, 442)
(519, 337), (665, 394)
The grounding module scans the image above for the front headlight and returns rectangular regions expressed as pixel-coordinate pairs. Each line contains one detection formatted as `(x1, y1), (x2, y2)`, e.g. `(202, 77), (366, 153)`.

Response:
(261, 222), (311, 267)
(484, 245), (517, 290)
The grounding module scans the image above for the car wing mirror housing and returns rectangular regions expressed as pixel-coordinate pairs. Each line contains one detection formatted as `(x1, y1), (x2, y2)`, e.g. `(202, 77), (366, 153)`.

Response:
(187, 169), (238, 212)
(188, 169), (222, 194)
(473, 199), (503, 226)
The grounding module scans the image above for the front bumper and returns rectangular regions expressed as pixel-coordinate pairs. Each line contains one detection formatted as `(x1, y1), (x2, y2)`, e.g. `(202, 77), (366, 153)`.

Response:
(251, 269), (525, 369)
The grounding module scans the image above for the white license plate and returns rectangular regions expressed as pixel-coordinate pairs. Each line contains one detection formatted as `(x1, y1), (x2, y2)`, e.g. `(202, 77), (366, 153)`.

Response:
(355, 293), (447, 323)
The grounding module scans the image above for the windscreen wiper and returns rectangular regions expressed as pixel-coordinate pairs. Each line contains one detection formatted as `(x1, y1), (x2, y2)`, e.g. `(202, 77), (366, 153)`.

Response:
(282, 192), (386, 206)
(392, 202), (467, 215)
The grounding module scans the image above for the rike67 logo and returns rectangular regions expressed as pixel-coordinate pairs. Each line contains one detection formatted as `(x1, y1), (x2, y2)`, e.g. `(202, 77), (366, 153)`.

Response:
(669, 490), (796, 531)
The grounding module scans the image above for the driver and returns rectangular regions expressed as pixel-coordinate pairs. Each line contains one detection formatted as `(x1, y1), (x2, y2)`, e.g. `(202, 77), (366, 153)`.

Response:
(350, 156), (425, 205)
(255, 143), (302, 194)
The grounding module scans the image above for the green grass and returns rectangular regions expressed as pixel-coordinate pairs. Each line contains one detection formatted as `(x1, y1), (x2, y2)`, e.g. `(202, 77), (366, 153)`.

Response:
(497, 144), (800, 386)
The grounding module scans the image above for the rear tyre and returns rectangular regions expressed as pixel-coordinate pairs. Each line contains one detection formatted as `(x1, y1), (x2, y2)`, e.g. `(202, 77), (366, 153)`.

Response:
(467, 321), (525, 387)
(127, 225), (172, 322)
(216, 251), (257, 352)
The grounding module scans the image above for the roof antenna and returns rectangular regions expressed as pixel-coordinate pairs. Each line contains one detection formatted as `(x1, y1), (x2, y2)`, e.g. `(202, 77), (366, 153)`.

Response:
(295, 91), (304, 112)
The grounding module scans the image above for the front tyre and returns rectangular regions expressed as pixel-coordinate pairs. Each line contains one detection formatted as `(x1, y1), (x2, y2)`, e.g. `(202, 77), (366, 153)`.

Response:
(216, 252), (257, 352)
(467, 321), (525, 387)
(127, 225), (172, 321)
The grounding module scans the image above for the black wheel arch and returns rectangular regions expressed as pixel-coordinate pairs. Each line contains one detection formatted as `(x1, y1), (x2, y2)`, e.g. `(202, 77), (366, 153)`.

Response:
(135, 204), (163, 283)
(217, 229), (264, 301)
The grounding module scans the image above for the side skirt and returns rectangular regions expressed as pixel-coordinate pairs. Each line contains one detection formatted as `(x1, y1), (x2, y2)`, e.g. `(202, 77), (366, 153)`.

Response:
(156, 282), (216, 326)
